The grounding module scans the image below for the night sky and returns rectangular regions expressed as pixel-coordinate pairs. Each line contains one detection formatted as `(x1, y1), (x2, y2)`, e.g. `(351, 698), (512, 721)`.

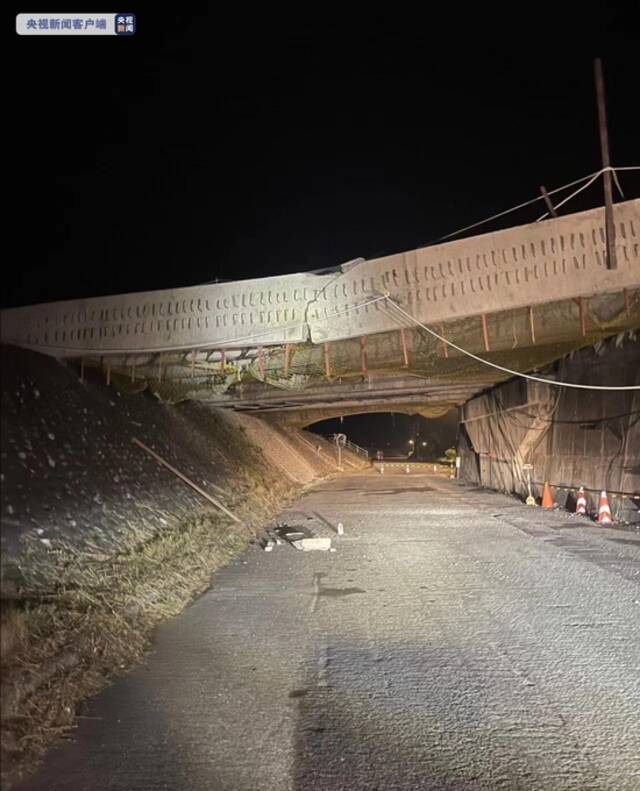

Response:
(6, 5), (640, 310)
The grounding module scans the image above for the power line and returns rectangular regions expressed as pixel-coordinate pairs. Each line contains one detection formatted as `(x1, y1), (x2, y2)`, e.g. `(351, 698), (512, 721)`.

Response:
(382, 298), (640, 392)
(433, 165), (640, 243)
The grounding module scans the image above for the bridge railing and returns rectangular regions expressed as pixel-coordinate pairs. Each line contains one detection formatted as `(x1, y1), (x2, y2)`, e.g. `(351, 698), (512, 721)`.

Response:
(330, 435), (370, 459)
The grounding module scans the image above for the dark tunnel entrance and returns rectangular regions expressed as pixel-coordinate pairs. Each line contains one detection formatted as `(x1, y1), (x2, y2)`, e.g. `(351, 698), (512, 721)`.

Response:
(306, 410), (458, 462)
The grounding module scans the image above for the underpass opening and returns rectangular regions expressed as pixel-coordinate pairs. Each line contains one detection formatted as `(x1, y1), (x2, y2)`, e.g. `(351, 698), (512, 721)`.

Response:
(305, 410), (458, 462)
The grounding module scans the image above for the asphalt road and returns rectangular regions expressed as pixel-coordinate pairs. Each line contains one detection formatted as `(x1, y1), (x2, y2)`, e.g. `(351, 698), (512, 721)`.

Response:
(19, 473), (640, 791)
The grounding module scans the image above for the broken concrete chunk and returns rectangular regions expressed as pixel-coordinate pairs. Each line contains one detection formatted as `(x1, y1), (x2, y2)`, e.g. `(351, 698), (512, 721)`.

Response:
(291, 537), (332, 551)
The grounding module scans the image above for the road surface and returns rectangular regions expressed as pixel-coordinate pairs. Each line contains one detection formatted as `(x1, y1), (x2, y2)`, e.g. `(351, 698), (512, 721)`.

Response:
(19, 472), (640, 790)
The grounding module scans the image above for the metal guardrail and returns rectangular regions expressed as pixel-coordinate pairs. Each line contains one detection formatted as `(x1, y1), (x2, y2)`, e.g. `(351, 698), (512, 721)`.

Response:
(329, 435), (370, 459)
(345, 439), (370, 459)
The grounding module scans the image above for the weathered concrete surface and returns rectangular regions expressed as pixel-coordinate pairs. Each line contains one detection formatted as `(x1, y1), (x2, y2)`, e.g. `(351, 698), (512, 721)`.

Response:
(2, 199), (638, 356)
(17, 472), (640, 791)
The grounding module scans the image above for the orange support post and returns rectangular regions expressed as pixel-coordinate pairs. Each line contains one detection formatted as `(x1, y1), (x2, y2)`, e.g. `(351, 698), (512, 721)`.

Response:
(481, 314), (490, 352)
(440, 325), (449, 359)
(575, 297), (587, 337)
(284, 343), (291, 377)
(528, 306), (536, 344)
(400, 328), (409, 367)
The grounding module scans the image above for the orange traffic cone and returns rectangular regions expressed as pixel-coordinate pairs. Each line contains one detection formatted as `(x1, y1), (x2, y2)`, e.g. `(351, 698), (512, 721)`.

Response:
(575, 486), (587, 515)
(597, 490), (613, 525)
(541, 481), (554, 508)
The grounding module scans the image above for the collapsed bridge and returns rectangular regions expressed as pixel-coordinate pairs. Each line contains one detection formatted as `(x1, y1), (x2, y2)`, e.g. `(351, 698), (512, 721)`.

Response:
(2, 199), (639, 422)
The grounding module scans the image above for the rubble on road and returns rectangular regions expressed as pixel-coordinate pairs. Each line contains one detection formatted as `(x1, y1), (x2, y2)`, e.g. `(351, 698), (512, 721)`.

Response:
(261, 521), (336, 552)
(291, 537), (332, 551)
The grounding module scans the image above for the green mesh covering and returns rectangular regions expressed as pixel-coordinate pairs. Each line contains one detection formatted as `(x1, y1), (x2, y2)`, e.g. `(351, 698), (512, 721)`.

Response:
(104, 289), (639, 411)
(253, 289), (639, 389)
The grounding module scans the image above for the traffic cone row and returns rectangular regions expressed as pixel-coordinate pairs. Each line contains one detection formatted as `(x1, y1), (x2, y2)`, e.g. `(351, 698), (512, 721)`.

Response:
(542, 482), (614, 525)
(575, 487), (613, 524)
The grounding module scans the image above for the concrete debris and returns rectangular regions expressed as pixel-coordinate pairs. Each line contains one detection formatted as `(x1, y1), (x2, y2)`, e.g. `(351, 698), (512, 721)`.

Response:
(262, 531), (283, 551)
(291, 537), (332, 552)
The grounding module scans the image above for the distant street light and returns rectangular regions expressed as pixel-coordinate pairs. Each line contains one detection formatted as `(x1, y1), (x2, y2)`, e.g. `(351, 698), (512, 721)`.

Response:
(408, 439), (415, 445)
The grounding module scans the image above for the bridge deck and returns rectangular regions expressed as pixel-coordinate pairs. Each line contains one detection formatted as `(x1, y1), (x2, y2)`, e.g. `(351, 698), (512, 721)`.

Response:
(2, 200), (639, 358)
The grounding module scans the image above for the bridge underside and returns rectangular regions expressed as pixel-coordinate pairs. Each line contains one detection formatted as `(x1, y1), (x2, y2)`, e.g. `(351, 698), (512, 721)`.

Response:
(69, 289), (639, 425)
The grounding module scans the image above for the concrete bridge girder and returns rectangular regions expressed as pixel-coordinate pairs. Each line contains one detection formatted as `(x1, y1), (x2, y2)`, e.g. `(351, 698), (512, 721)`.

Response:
(1, 200), (638, 359)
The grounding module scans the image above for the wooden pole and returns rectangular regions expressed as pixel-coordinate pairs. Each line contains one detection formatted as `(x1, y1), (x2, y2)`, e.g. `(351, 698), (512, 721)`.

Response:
(594, 58), (617, 270)
(481, 314), (491, 352)
(158, 353), (163, 382)
(540, 185), (558, 217)
(131, 437), (241, 523)
(220, 348), (226, 372)
(359, 336), (367, 372)
(399, 328), (409, 367)
(105, 360), (111, 386)
(191, 349), (196, 378)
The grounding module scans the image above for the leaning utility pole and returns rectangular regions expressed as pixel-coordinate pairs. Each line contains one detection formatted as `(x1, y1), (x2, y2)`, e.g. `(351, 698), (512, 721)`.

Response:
(594, 57), (617, 270)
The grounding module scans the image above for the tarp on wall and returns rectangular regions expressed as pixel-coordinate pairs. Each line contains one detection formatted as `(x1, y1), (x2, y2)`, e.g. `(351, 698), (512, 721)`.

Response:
(458, 334), (640, 522)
